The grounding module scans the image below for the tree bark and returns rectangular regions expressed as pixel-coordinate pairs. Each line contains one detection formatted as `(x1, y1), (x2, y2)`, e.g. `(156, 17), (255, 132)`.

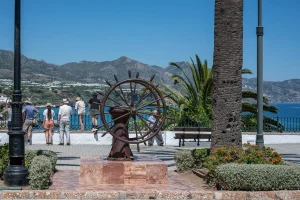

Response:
(211, 0), (243, 148)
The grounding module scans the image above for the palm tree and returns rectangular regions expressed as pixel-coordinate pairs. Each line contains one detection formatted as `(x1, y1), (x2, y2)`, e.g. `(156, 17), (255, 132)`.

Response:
(211, 0), (244, 148)
(162, 55), (213, 127)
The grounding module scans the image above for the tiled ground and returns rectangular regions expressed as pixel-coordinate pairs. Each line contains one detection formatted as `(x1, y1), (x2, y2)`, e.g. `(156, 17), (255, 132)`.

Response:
(25, 144), (199, 171)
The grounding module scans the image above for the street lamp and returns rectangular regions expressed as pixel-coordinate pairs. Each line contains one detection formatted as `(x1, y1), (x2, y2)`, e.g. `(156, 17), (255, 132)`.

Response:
(256, 0), (264, 147)
(4, 0), (29, 186)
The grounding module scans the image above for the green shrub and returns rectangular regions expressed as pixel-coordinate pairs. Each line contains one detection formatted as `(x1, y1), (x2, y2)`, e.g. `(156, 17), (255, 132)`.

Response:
(191, 148), (209, 167)
(0, 144), (9, 178)
(37, 150), (57, 172)
(25, 150), (38, 169)
(216, 164), (300, 191)
(203, 143), (283, 178)
(29, 155), (53, 189)
(174, 149), (195, 172)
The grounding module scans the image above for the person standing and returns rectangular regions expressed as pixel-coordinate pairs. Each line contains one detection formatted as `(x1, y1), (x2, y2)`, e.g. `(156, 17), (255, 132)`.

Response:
(58, 99), (72, 145)
(1, 104), (12, 131)
(22, 99), (39, 145)
(75, 97), (85, 131)
(43, 103), (55, 145)
(147, 110), (164, 146)
(88, 93), (101, 132)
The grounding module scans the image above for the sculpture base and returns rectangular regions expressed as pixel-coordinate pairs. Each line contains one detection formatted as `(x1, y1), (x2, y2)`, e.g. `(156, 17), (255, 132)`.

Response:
(79, 156), (168, 185)
(4, 165), (29, 186)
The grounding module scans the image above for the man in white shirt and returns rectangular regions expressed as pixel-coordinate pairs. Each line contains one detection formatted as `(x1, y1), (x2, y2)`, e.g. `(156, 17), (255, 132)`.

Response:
(147, 110), (164, 146)
(58, 99), (72, 145)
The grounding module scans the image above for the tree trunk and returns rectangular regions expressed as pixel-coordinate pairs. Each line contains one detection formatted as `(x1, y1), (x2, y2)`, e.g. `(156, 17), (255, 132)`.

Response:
(211, 0), (243, 148)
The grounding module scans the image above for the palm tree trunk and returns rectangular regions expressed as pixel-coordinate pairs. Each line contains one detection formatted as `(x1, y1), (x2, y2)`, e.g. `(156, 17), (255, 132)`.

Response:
(211, 0), (243, 148)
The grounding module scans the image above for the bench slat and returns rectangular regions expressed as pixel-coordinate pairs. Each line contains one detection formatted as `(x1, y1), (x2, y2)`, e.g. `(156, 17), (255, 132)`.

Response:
(174, 133), (211, 139)
(173, 127), (211, 132)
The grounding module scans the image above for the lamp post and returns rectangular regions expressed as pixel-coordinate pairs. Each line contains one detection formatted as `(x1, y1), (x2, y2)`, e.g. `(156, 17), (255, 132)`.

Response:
(4, 0), (29, 186)
(256, 0), (264, 147)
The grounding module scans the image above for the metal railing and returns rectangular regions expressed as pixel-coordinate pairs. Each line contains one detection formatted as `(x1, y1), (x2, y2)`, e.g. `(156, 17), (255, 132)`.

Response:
(0, 113), (111, 131)
(242, 117), (300, 132)
(0, 113), (299, 132)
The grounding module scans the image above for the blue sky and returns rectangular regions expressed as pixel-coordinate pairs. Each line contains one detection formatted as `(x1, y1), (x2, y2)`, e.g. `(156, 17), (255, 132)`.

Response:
(0, 0), (299, 81)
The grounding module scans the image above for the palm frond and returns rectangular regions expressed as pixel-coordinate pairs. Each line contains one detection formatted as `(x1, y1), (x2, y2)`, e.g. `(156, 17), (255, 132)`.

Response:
(242, 90), (268, 103)
(242, 68), (253, 74)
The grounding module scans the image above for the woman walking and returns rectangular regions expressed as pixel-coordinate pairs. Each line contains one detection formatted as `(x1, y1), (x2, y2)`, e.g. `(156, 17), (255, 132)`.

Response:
(43, 103), (55, 145)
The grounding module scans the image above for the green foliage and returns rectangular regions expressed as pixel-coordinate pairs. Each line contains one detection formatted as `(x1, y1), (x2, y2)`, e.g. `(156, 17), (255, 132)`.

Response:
(129, 119), (147, 131)
(174, 148), (209, 171)
(162, 55), (213, 127)
(28, 155), (53, 190)
(25, 150), (38, 169)
(191, 148), (209, 167)
(37, 150), (58, 172)
(0, 144), (9, 178)
(242, 114), (284, 132)
(174, 150), (195, 172)
(203, 143), (284, 178)
(216, 164), (300, 191)
(25, 150), (57, 172)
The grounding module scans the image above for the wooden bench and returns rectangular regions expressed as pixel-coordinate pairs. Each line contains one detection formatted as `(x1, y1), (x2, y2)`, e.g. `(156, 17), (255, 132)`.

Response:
(173, 127), (211, 147)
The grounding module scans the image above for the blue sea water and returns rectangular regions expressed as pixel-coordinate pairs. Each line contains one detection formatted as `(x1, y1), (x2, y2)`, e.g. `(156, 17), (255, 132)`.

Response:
(267, 102), (300, 118)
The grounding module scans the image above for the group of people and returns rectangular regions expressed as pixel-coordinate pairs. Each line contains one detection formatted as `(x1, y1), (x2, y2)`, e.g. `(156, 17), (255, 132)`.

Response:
(1, 93), (165, 147)
(15, 93), (101, 145)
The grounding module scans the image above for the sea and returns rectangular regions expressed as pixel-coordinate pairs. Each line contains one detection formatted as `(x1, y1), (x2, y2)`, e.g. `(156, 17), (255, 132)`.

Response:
(266, 102), (300, 118)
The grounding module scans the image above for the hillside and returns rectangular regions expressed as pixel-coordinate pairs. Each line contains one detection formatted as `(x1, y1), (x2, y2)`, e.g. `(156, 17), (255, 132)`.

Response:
(1, 49), (300, 102)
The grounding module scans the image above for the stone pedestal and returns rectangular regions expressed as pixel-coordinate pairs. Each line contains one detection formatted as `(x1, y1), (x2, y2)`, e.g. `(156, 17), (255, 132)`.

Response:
(79, 156), (168, 185)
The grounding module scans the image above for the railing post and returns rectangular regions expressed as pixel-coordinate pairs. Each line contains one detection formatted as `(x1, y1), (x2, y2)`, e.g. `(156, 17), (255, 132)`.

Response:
(276, 116), (279, 132)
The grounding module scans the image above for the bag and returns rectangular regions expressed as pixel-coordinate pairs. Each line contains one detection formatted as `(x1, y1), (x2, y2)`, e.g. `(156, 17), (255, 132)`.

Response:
(32, 119), (39, 127)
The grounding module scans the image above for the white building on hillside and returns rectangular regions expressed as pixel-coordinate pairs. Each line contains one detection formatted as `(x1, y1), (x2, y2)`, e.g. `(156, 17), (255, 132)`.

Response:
(0, 94), (11, 103)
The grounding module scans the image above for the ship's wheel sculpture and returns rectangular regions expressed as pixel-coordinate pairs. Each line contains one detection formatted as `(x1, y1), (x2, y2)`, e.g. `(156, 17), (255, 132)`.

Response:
(95, 71), (168, 161)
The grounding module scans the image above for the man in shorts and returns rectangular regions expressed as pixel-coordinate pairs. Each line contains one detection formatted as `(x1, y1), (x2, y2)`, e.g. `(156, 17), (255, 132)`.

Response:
(22, 99), (39, 145)
(88, 93), (101, 132)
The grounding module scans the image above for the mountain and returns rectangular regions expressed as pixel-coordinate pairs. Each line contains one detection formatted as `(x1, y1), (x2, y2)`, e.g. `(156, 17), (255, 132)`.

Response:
(1, 49), (300, 102)
(243, 78), (300, 102)
(0, 50), (177, 84)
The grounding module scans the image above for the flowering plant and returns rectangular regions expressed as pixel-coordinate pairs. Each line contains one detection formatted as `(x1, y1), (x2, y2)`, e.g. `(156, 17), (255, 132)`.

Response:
(203, 143), (283, 178)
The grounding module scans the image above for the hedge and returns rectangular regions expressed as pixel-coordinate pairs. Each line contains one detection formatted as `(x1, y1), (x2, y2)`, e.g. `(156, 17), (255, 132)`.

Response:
(215, 163), (300, 191)
(28, 155), (53, 190)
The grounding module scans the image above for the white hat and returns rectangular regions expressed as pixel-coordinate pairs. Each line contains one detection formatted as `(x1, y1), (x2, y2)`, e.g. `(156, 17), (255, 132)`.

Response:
(46, 103), (52, 107)
(24, 98), (32, 104)
(153, 110), (158, 114)
(62, 99), (69, 104)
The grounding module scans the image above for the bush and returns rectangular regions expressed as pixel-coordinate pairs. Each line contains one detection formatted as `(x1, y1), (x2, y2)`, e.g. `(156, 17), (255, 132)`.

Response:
(29, 155), (53, 189)
(0, 144), (9, 178)
(216, 164), (300, 191)
(174, 150), (195, 172)
(191, 148), (209, 167)
(203, 143), (283, 178)
(25, 150), (38, 169)
(25, 150), (57, 172)
(37, 150), (57, 172)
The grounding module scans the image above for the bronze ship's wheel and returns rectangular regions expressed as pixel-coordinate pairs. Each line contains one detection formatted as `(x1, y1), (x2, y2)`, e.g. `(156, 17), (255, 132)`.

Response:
(98, 71), (167, 146)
